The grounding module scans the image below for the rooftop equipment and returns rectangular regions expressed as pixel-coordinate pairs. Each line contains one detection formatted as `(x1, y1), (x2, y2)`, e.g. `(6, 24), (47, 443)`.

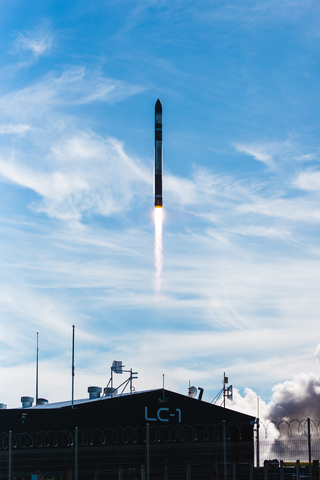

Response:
(21, 396), (34, 408)
(105, 361), (138, 397)
(88, 386), (102, 399)
(188, 386), (197, 398)
(104, 387), (118, 397)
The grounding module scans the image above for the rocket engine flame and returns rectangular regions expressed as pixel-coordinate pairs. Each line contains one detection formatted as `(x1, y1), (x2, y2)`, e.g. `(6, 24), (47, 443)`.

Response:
(154, 207), (163, 295)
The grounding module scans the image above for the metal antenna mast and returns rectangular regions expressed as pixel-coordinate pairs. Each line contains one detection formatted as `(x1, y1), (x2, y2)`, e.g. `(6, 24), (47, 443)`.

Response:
(36, 332), (39, 405)
(72, 325), (75, 409)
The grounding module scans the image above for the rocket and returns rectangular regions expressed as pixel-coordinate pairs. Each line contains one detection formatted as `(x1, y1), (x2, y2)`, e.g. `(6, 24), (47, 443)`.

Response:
(154, 99), (163, 208)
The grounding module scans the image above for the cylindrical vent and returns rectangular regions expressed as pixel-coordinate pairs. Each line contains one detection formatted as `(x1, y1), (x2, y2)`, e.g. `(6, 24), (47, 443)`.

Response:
(21, 396), (34, 408)
(37, 398), (49, 405)
(104, 387), (117, 397)
(0, 403), (7, 409)
(88, 386), (102, 399)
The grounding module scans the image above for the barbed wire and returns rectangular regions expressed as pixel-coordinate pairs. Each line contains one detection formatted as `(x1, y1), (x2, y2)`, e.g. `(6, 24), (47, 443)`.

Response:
(2, 419), (319, 450)
(0, 422), (252, 451)
(259, 419), (320, 439)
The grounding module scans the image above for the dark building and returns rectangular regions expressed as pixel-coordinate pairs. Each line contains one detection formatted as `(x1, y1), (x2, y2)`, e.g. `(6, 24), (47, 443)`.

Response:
(0, 388), (254, 480)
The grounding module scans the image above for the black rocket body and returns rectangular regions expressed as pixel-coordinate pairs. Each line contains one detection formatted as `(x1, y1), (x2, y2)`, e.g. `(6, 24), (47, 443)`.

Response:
(154, 99), (163, 208)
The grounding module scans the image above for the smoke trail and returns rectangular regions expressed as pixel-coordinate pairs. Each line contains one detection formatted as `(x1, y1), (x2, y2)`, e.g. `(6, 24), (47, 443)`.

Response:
(154, 208), (163, 296)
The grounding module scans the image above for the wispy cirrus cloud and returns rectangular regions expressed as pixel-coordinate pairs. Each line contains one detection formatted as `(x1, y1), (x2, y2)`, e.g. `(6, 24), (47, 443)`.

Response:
(0, 67), (144, 121)
(235, 143), (276, 168)
(14, 29), (53, 57)
(235, 138), (320, 172)
(0, 124), (31, 135)
(0, 133), (151, 221)
(227, 225), (290, 239)
(196, 0), (318, 26)
(238, 197), (320, 223)
(293, 169), (320, 192)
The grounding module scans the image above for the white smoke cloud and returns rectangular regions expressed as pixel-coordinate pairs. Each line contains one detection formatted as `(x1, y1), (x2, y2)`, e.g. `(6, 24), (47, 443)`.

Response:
(268, 372), (320, 422)
(230, 358), (320, 430)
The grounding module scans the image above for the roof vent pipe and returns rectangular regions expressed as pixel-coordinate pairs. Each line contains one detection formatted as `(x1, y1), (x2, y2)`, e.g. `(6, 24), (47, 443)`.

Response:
(37, 398), (49, 405)
(88, 386), (102, 399)
(21, 396), (34, 408)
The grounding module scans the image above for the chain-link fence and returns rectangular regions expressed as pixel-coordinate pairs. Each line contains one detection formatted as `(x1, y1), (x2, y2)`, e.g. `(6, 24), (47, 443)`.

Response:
(1, 421), (320, 479)
(0, 423), (253, 480)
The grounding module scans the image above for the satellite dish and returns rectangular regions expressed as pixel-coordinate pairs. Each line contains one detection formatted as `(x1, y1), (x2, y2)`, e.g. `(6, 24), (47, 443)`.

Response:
(189, 386), (197, 398)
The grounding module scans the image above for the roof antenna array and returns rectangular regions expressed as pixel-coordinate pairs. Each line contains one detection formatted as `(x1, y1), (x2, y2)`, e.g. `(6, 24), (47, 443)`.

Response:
(211, 372), (233, 407)
(104, 361), (138, 397)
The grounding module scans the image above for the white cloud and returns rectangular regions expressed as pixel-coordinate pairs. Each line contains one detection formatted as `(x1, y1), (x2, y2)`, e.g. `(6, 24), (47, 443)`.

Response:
(15, 30), (53, 57)
(0, 68), (144, 121)
(0, 133), (151, 220)
(235, 143), (275, 168)
(238, 197), (320, 223)
(228, 225), (290, 239)
(0, 124), (31, 135)
(197, 0), (316, 25)
(293, 169), (320, 192)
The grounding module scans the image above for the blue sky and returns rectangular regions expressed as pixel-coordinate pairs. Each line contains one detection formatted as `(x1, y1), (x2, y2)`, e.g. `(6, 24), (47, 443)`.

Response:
(1, 0), (320, 412)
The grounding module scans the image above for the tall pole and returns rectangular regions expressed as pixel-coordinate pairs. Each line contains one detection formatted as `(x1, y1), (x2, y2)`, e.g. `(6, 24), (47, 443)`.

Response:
(8, 430), (12, 480)
(146, 423), (150, 480)
(36, 332), (39, 405)
(257, 396), (260, 468)
(72, 325), (75, 409)
(130, 369), (132, 394)
(223, 420), (227, 480)
(111, 366), (113, 397)
(163, 373), (165, 401)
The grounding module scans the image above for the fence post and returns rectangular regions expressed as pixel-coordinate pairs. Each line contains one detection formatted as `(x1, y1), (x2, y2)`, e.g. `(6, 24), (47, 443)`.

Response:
(141, 465), (146, 480)
(164, 466), (168, 480)
(313, 460), (319, 480)
(75, 427), (78, 480)
(250, 462), (254, 480)
(296, 460), (300, 480)
(256, 418), (260, 468)
(186, 462), (191, 480)
(264, 460), (268, 480)
(308, 417), (312, 479)
(164, 460), (168, 480)
(232, 462), (236, 480)
(223, 420), (227, 480)
(210, 460), (218, 480)
(8, 430), (12, 480)
(280, 460), (284, 480)
(118, 466), (123, 480)
(146, 423), (150, 480)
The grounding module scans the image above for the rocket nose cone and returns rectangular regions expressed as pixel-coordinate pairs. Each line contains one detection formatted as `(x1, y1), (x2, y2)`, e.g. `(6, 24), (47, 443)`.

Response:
(155, 99), (162, 113)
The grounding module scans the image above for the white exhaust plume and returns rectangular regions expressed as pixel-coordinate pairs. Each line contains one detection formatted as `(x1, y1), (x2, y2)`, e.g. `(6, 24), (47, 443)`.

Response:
(230, 346), (320, 425)
(231, 373), (320, 425)
(154, 208), (163, 296)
